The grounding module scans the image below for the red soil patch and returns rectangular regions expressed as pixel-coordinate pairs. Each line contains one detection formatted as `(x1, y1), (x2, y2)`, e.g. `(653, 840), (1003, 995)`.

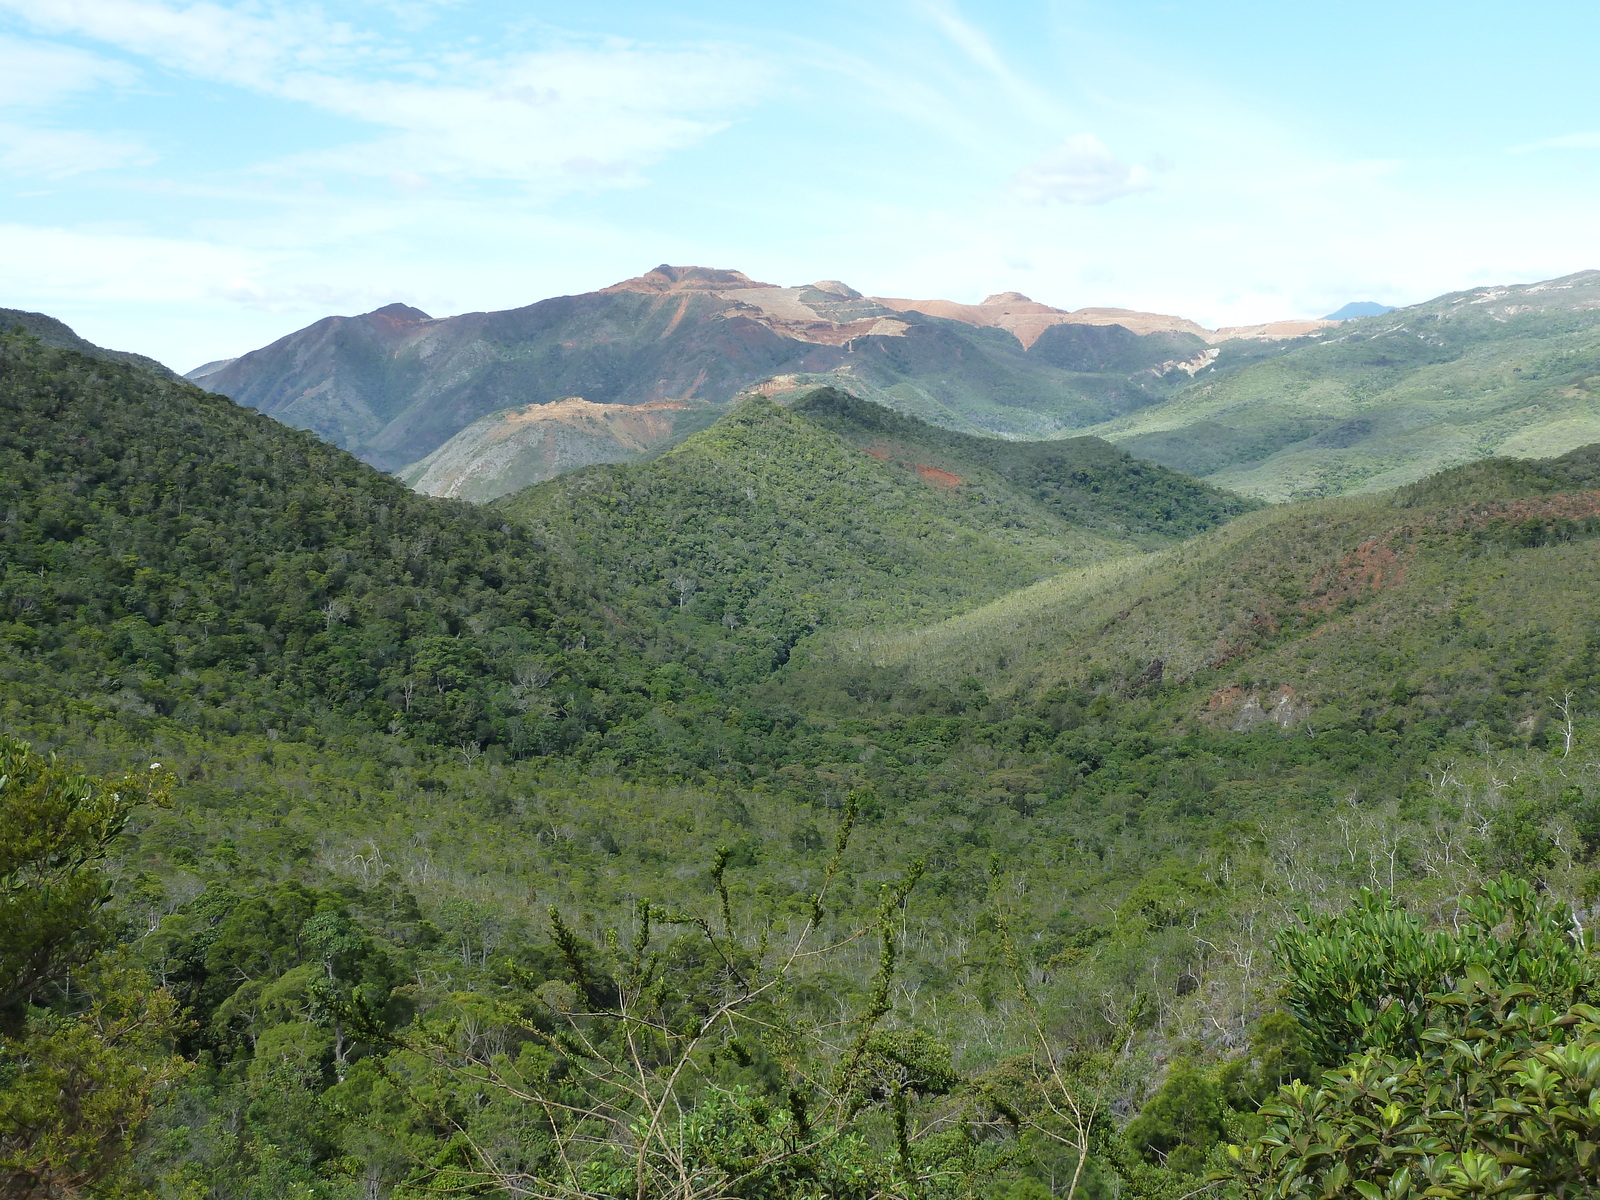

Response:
(1437, 489), (1600, 531)
(862, 446), (892, 460)
(1298, 490), (1600, 618)
(1206, 685), (1246, 710)
(913, 463), (963, 488)
(1303, 537), (1409, 615)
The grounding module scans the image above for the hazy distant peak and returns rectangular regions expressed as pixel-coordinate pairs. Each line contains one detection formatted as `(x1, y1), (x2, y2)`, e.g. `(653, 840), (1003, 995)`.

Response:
(808, 280), (862, 299)
(603, 264), (777, 293)
(982, 291), (1036, 305)
(187, 357), (237, 382)
(1322, 301), (1394, 320)
(369, 302), (432, 321)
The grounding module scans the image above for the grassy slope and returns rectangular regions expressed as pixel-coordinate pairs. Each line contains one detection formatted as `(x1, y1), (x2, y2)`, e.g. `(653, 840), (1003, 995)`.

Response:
(1086, 271), (1600, 500)
(788, 445), (1600, 744)
(495, 388), (1253, 686)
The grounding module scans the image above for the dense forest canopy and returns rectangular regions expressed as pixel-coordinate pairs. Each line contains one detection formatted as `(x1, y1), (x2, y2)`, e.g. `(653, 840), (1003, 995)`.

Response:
(4, 330), (1600, 1200)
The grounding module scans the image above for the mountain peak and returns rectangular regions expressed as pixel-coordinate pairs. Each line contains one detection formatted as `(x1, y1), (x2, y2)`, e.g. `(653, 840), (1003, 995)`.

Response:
(369, 302), (432, 321)
(1323, 301), (1394, 320)
(807, 280), (862, 300)
(602, 265), (777, 294)
(982, 292), (1035, 305)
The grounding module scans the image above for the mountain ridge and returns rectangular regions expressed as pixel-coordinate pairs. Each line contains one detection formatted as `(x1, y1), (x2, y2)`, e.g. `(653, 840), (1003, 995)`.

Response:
(191, 265), (1265, 478)
(1, 306), (178, 379)
(1093, 268), (1600, 500)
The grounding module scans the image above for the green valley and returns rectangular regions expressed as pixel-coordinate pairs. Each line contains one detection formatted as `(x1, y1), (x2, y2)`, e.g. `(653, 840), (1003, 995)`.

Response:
(496, 387), (1254, 687)
(6, 326), (1600, 1200)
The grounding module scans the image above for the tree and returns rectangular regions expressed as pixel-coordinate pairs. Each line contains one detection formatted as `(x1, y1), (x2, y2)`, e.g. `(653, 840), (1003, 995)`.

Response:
(349, 794), (991, 1199)
(1229, 988), (1600, 1200)
(1270, 875), (1596, 1067)
(1230, 877), (1600, 1199)
(0, 736), (189, 1198)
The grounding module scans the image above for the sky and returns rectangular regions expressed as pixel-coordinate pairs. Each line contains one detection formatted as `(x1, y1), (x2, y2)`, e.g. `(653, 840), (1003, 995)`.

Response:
(3, 0), (1599, 371)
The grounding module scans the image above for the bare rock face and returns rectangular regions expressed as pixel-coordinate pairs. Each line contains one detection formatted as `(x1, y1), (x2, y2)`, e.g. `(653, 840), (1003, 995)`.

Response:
(873, 293), (1212, 348)
(1206, 684), (1311, 731)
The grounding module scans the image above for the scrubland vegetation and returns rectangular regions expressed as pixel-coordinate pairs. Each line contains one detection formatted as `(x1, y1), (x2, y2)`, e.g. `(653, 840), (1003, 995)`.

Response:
(5, 334), (1600, 1200)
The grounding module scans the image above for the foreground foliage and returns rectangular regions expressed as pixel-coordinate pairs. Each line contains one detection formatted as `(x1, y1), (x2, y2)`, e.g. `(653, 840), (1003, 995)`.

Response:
(1232, 880), (1600, 1200)
(0, 735), (187, 1198)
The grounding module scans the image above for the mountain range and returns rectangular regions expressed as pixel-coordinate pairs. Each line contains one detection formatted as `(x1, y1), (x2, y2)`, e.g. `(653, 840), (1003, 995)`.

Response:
(185, 266), (1324, 499)
(1097, 270), (1600, 499)
(187, 266), (1600, 505)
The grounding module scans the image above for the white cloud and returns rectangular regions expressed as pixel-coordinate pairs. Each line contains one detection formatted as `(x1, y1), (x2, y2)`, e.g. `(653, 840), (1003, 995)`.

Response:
(3, 0), (365, 85)
(2, 0), (768, 195)
(276, 46), (762, 188)
(1008, 134), (1153, 205)
(0, 33), (137, 105)
(1511, 131), (1600, 152)
(0, 33), (146, 172)
(0, 122), (151, 175)
(0, 222), (268, 302)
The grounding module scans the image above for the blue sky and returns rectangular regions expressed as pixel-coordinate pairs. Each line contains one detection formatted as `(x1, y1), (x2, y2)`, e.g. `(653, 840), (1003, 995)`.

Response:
(3, 0), (1599, 370)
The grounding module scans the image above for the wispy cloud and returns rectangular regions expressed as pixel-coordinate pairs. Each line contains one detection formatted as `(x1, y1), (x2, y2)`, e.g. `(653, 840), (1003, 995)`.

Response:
(1008, 134), (1153, 205)
(1510, 131), (1600, 153)
(0, 122), (151, 175)
(2, 0), (769, 194)
(0, 32), (137, 105)
(275, 45), (765, 190)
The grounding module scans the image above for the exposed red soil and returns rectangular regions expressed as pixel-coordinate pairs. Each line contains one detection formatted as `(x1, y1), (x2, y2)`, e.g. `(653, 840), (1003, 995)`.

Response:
(1190, 490), (1600, 721)
(1206, 685), (1246, 710)
(1298, 489), (1600, 617)
(1303, 537), (1409, 615)
(1436, 489), (1600, 530)
(913, 463), (963, 488)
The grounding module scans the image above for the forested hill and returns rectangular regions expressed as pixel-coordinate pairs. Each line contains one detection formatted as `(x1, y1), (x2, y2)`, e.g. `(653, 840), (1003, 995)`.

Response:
(2, 305), (178, 379)
(496, 388), (1255, 686)
(790, 439), (1600, 753)
(0, 331), (622, 755)
(1096, 269), (1600, 499)
(790, 386), (1258, 541)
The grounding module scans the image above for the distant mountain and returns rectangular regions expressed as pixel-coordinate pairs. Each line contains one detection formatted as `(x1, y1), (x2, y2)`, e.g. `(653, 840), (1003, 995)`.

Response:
(1323, 301), (1396, 319)
(880, 291), (1336, 344)
(1, 306), (177, 379)
(1087, 270), (1600, 500)
(190, 266), (1316, 489)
